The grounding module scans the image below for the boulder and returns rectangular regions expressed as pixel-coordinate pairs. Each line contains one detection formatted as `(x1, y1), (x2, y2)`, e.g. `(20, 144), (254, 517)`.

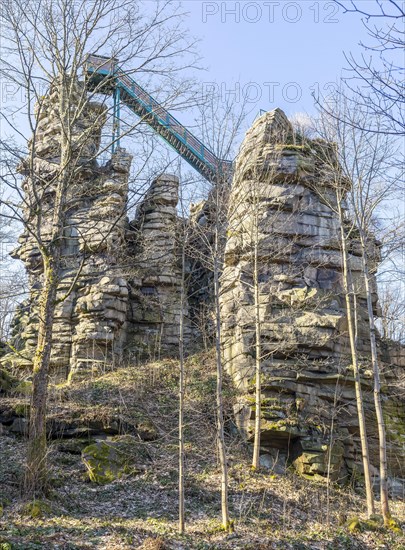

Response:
(82, 435), (148, 484)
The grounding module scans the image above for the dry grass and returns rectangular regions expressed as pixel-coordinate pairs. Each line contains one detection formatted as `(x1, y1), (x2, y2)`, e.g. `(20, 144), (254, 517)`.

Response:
(0, 352), (404, 549)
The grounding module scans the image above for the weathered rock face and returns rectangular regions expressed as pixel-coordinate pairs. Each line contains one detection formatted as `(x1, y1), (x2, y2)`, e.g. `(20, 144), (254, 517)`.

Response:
(126, 174), (191, 359)
(7, 78), (132, 378)
(5, 80), (187, 378)
(220, 109), (404, 485)
(221, 110), (351, 386)
(4, 82), (404, 489)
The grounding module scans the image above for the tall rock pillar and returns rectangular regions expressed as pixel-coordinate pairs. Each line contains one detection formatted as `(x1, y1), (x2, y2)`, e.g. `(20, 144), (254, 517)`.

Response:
(127, 174), (191, 359)
(6, 78), (133, 380)
(220, 109), (404, 482)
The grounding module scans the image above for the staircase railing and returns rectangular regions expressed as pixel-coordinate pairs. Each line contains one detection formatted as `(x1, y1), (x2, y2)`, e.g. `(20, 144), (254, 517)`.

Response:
(84, 54), (233, 182)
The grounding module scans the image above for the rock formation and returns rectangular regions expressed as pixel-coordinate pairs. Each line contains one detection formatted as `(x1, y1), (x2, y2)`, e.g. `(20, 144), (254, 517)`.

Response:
(126, 174), (191, 360)
(220, 109), (404, 486)
(8, 79), (131, 378)
(3, 82), (404, 488)
(5, 80), (187, 379)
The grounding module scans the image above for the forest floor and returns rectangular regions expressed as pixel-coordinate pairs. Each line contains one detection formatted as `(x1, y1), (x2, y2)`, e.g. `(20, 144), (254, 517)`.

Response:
(0, 352), (404, 549)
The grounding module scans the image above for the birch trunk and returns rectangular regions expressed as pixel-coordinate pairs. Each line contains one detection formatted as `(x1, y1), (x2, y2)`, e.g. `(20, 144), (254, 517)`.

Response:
(337, 201), (375, 517)
(178, 237), (186, 534)
(25, 253), (60, 494)
(213, 225), (231, 531)
(252, 237), (262, 470)
(359, 236), (391, 523)
(25, 78), (70, 495)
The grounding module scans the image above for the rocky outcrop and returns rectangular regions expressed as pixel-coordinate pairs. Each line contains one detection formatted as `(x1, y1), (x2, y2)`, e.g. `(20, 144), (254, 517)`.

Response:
(220, 109), (404, 486)
(82, 435), (149, 484)
(126, 174), (191, 359)
(6, 79), (129, 376)
(4, 80), (187, 378)
(3, 81), (403, 490)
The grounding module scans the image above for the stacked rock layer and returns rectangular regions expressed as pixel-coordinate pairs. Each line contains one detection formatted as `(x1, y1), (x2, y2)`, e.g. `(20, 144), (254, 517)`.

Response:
(126, 174), (191, 360)
(6, 80), (187, 379)
(220, 109), (404, 486)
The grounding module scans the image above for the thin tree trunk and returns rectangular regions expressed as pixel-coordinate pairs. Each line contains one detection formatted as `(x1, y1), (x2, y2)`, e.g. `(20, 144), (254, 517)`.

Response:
(359, 237), (391, 523)
(25, 253), (60, 495)
(25, 78), (70, 495)
(178, 237), (186, 534)
(338, 203), (375, 517)
(326, 377), (340, 525)
(213, 226), (231, 531)
(252, 238), (261, 470)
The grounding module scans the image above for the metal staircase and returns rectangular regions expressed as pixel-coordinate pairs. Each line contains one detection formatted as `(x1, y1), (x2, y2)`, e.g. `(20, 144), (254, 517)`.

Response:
(84, 54), (233, 182)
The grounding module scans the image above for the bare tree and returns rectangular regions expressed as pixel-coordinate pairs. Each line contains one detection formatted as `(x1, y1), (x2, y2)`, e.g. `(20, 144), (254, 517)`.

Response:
(185, 91), (250, 530)
(337, 193), (376, 518)
(213, 187), (231, 530)
(299, 113), (375, 517)
(176, 168), (193, 535)
(0, 0), (196, 496)
(0, 188), (27, 344)
(313, 92), (403, 522)
(334, 0), (404, 19)
(190, 182), (232, 529)
(178, 219), (187, 536)
(251, 186), (263, 471)
(378, 285), (405, 343)
(331, 0), (404, 136)
(187, 183), (231, 530)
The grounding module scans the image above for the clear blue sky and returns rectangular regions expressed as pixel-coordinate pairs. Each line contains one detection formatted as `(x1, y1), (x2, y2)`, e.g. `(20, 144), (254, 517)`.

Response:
(0, 1), (390, 168)
(0, 1), (381, 152)
(180, 0), (375, 119)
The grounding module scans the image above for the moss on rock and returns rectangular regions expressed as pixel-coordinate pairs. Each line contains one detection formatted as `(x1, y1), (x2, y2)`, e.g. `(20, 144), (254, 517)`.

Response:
(82, 435), (146, 484)
(137, 418), (158, 441)
(12, 403), (30, 417)
(0, 369), (32, 397)
(386, 517), (403, 534)
(13, 380), (32, 396)
(347, 516), (362, 533)
(0, 369), (16, 393)
(346, 514), (402, 534)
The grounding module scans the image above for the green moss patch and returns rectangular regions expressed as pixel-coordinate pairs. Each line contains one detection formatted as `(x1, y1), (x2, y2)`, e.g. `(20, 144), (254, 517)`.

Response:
(13, 380), (33, 396)
(23, 500), (51, 519)
(0, 369), (17, 393)
(82, 435), (147, 484)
